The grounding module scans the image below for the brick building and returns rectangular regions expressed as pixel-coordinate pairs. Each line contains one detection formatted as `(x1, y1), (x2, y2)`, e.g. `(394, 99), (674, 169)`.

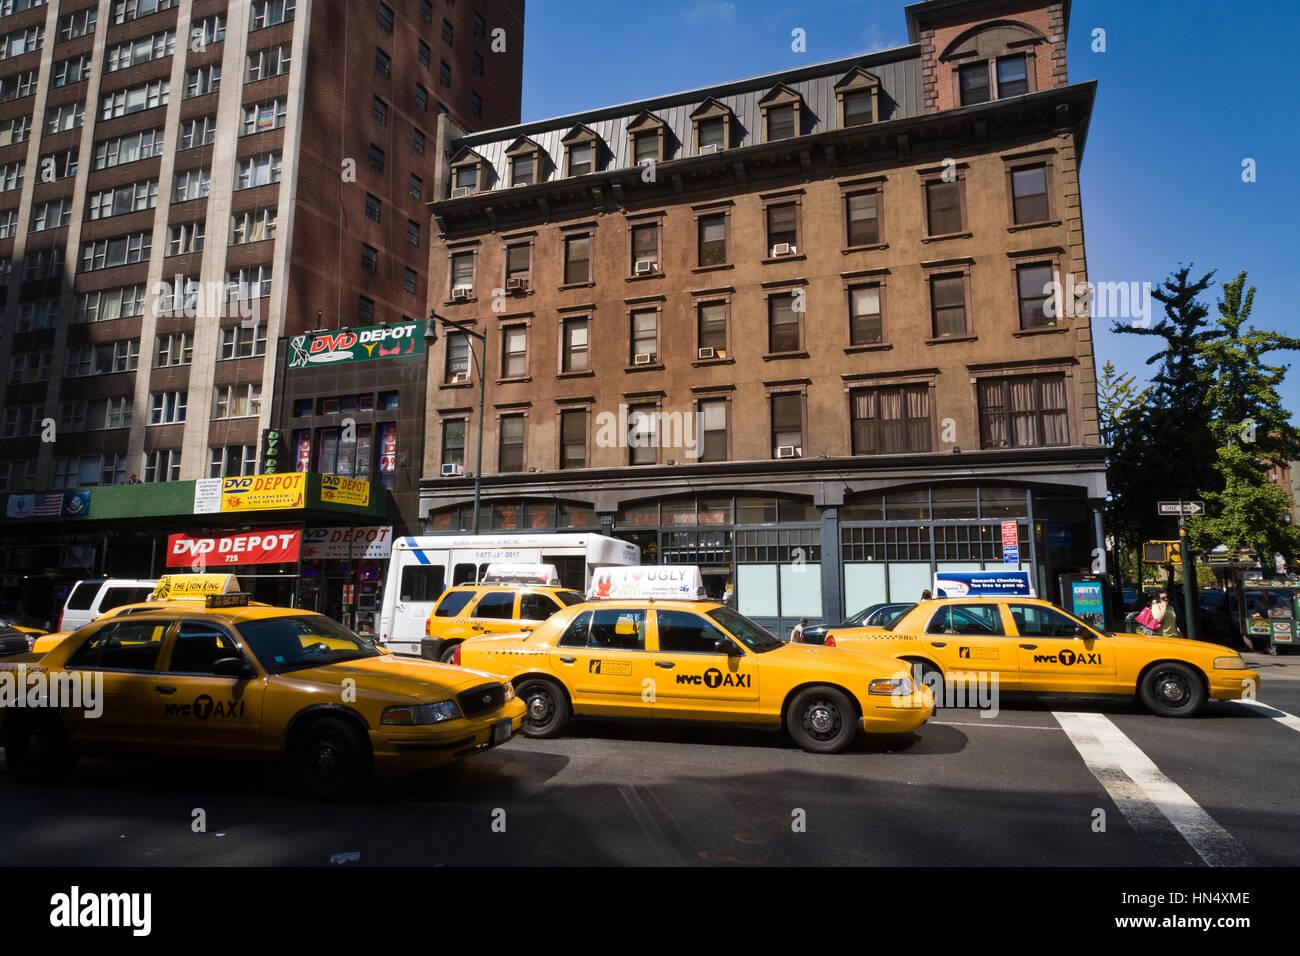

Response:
(0, 0), (524, 621)
(421, 0), (1107, 632)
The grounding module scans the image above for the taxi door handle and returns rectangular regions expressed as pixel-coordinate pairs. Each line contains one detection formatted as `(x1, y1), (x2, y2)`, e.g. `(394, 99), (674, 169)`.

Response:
(929, 641), (947, 648)
(655, 661), (675, 669)
(471, 625), (486, 631)
(154, 685), (177, 695)
(1019, 644), (1037, 650)
(559, 656), (576, 664)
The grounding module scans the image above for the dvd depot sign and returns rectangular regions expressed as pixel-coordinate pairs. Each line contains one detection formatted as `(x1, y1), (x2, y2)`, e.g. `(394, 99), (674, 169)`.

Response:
(300, 526), (393, 561)
(166, 529), (301, 567)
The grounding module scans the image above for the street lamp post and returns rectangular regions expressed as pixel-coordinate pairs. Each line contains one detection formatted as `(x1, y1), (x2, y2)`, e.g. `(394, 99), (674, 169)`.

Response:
(425, 312), (487, 533)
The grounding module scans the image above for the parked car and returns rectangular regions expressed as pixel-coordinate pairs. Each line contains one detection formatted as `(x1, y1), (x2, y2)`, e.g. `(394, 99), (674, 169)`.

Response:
(0, 624), (32, 657)
(800, 603), (914, 646)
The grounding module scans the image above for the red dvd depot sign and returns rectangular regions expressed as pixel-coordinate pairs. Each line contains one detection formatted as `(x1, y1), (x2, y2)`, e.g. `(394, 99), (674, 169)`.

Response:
(166, 529), (301, 567)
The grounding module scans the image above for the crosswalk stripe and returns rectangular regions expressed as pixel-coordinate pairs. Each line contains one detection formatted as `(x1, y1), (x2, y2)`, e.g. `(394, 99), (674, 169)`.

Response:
(1054, 711), (1252, 867)
(1234, 698), (1300, 733)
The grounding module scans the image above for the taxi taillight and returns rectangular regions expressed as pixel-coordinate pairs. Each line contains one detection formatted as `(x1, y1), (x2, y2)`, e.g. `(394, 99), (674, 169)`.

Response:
(425, 616), (430, 637)
(452, 644), (461, 666)
(825, 635), (836, 647)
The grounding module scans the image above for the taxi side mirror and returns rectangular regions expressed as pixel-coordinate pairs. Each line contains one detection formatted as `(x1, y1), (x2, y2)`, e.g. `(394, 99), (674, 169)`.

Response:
(1073, 625), (1089, 639)
(714, 638), (741, 656)
(212, 656), (255, 678)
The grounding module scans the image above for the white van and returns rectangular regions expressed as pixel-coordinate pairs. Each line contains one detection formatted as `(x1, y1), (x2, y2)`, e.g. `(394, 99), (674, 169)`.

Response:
(59, 578), (158, 632)
(379, 533), (639, 657)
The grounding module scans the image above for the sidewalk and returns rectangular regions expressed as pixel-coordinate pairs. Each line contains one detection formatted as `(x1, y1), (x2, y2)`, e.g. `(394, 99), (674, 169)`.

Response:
(1242, 650), (1300, 682)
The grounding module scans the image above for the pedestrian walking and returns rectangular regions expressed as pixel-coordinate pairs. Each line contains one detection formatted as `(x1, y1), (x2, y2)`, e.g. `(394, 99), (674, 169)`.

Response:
(1150, 590), (1178, 637)
(789, 617), (808, 643)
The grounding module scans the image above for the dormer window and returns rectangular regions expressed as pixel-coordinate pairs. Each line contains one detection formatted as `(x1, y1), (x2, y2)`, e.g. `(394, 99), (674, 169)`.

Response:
(505, 136), (542, 187)
(455, 166), (478, 189)
(562, 123), (601, 177)
(996, 55), (1028, 96)
(759, 84), (804, 143)
(690, 97), (732, 154)
(959, 61), (990, 105)
(449, 147), (488, 196)
(627, 111), (667, 165)
(835, 67), (882, 128)
(942, 21), (1044, 107)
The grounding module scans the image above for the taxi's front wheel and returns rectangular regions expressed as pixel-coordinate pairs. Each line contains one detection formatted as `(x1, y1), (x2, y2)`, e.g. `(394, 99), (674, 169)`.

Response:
(1139, 663), (1206, 717)
(295, 717), (372, 801)
(3, 714), (75, 784)
(515, 678), (571, 738)
(787, 687), (858, 754)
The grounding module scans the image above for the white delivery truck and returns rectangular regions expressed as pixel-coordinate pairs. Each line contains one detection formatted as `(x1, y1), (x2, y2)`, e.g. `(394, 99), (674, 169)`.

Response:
(378, 532), (639, 657)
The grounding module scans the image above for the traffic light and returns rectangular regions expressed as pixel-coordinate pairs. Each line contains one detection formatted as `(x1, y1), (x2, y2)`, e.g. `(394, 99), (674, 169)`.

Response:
(1142, 541), (1180, 563)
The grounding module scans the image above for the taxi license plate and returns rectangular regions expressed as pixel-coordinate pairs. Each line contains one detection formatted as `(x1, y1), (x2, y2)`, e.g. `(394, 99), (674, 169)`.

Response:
(491, 717), (511, 744)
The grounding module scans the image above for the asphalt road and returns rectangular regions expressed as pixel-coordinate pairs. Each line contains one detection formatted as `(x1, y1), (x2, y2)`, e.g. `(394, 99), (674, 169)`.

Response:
(2, 673), (1297, 867)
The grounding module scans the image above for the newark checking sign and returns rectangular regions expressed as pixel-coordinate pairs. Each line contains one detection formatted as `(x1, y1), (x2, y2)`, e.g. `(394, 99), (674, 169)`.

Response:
(932, 571), (1035, 598)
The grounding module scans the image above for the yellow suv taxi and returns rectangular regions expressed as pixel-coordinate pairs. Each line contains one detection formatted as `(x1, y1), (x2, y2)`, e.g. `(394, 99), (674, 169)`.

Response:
(826, 595), (1259, 717)
(0, 591), (525, 799)
(454, 566), (932, 753)
(423, 580), (585, 663)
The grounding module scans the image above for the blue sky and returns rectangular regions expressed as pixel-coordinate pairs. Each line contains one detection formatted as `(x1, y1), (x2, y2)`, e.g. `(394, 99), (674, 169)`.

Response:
(519, 0), (1300, 422)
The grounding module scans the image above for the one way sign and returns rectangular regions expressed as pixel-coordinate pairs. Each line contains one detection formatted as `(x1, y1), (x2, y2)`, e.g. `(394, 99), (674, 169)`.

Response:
(1158, 500), (1205, 516)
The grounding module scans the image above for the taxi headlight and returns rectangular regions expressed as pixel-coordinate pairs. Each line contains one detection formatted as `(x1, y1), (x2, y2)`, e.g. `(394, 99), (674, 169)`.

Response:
(869, 677), (913, 695)
(502, 682), (515, 702)
(1213, 656), (1247, 670)
(382, 701), (462, 725)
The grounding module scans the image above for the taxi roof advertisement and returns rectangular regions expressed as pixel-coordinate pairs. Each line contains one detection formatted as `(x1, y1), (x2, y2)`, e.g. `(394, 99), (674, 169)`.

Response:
(588, 565), (706, 600)
(932, 571), (1035, 598)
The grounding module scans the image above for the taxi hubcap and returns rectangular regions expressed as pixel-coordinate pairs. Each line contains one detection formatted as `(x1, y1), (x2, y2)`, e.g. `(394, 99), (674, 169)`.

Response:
(316, 744), (337, 773)
(806, 703), (838, 736)
(1159, 677), (1187, 703)
(527, 694), (551, 722)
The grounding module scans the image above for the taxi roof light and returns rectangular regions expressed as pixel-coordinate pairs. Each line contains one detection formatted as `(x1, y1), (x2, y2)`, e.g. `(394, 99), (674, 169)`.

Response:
(151, 574), (242, 601)
(586, 565), (708, 601)
(205, 592), (252, 609)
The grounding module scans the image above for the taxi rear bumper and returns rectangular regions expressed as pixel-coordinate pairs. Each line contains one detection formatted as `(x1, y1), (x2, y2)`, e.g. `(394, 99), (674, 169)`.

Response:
(370, 698), (526, 769)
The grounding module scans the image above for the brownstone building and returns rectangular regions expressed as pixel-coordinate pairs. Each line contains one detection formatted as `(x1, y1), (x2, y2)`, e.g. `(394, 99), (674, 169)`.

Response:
(420, 0), (1106, 633)
(0, 0), (524, 619)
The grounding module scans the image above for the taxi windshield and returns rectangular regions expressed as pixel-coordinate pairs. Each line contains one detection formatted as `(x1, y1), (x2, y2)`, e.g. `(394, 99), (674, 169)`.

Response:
(237, 615), (381, 674)
(707, 606), (784, 653)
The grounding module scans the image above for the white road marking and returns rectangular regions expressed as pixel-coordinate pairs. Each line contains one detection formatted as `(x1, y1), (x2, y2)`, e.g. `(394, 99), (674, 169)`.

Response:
(1054, 711), (1252, 867)
(1234, 698), (1300, 734)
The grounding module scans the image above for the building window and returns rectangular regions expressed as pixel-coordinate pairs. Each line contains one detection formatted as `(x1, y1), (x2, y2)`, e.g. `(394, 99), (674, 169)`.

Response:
(406, 220), (420, 247)
(997, 55), (1029, 97)
(404, 267), (418, 294)
(44, 101), (83, 133)
(473, 12), (485, 36)
(633, 130), (657, 164)
(155, 333), (193, 367)
(697, 301), (727, 357)
(372, 95), (387, 125)
(498, 415), (524, 472)
(212, 383), (262, 419)
(770, 394), (803, 457)
(958, 61), (990, 105)
(472, 51), (483, 76)
(190, 13), (225, 46)
(209, 445), (257, 479)
(167, 221), (204, 255)
(695, 114), (726, 153)
(766, 202), (798, 253)
(1017, 263), (1056, 330)
(767, 292), (801, 353)
(441, 419), (465, 470)
(929, 274), (968, 338)
(364, 192), (381, 221)
(220, 324), (267, 359)
(563, 234), (590, 284)
(144, 450), (182, 483)
(851, 385), (931, 455)
(419, 39), (431, 66)
(630, 310), (658, 364)
(104, 32), (171, 74)
(560, 409), (586, 469)
(361, 244), (378, 273)
(845, 190), (879, 246)
(149, 390), (187, 424)
(234, 151), (282, 189)
(358, 296), (375, 324)
(450, 250), (474, 292)
(561, 317), (588, 372)
(699, 399), (727, 462)
(412, 127), (426, 154)
(505, 243), (530, 284)
(501, 326), (527, 378)
(453, 162), (479, 191)
(377, 2), (393, 32)
(978, 374), (1069, 448)
(375, 48), (390, 77)
(57, 9), (97, 43)
(848, 284), (883, 345)
(87, 179), (159, 220)
(227, 264), (273, 300)
(179, 114), (218, 148)
(698, 213), (726, 266)
(566, 140), (593, 177)
(628, 404), (657, 465)
(444, 332), (469, 382)
(368, 144), (385, 172)
(510, 152), (534, 187)
(415, 83), (427, 110)
(439, 60), (451, 86)
(1011, 165), (1049, 224)
(842, 90), (873, 126)
(185, 64), (220, 98)
(631, 222), (659, 272)
(410, 173), (423, 199)
(469, 91), (481, 116)
(231, 206), (277, 244)
(173, 166), (210, 202)
(246, 43), (291, 82)
(766, 103), (795, 141)
(925, 179), (962, 235)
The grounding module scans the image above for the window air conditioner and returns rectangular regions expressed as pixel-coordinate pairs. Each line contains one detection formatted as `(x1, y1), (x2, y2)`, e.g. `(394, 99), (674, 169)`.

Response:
(770, 243), (794, 256)
(633, 353), (653, 366)
(698, 144), (721, 155)
(451, 287), (471, 301)
(776, 445), (801, 459)
(449, 371), (469, 384)
(441, 463), (464, 477)
(506, 277), (528, 292)
(451, 186), (476, 199)
(634, 260), (656, 275)
(697, 347), (716, 359)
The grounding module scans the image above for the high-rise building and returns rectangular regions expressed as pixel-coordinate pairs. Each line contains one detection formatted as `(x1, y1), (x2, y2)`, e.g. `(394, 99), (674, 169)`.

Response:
(0, 0), (524, 622)
(421, 0), (1107, 629)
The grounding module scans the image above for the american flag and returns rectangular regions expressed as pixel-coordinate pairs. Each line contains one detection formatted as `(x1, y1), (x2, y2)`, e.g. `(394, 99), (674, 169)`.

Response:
(33, 494), (63, 516)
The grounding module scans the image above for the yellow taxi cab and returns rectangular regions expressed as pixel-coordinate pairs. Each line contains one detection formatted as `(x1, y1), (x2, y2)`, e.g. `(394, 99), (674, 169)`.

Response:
(0, 588), (525, 799)
(825, 575), (1258, 717)
(454, 566), (933, 753)
(422, 564), (585, 663)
